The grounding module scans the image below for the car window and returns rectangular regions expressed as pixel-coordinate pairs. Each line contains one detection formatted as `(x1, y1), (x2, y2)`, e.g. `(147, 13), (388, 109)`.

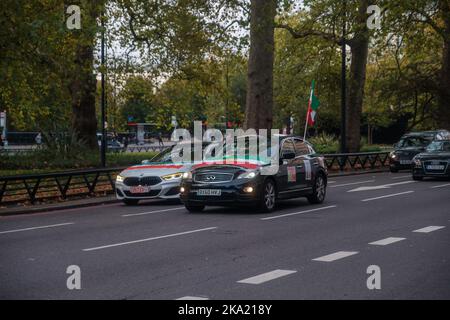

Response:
(443, 142), (450, 152)
(293, 139), (310, 156)
(398, 136), (432, 148)
(281, 139), (295, 157)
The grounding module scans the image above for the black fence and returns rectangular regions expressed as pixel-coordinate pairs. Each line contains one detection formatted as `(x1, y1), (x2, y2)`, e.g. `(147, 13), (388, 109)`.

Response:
(0, 152), (391, 206)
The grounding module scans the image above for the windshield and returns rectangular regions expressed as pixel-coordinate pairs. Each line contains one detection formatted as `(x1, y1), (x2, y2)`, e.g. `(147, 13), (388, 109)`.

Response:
(426, 141), (450, 152)
(397, 136), (433, 148)
(149, 142), (219, 163)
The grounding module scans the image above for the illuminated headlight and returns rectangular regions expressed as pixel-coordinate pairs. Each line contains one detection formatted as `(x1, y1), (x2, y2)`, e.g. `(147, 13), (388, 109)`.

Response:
(237, 170), (259, 180)
(243, 186), (254, 193)
(180, 187), (185, 193)
(413, 158), (422, 167)
(161, 172), (183, 181)
(390, 152), (397, 159)
(182, 171), (192, 180)
(116, 175), (124, 183)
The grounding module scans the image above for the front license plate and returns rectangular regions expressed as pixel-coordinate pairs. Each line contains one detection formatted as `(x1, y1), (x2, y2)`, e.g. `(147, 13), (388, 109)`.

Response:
(426, 165), (445, 170)
(130, 186), (150, 194)
(400, 160), (411, 165)
(197, 189), (221, 196)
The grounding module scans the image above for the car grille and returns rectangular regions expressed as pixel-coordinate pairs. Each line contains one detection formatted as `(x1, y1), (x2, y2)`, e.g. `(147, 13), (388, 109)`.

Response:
(123, 190), (160, 197)
(123, 176), (162, 186)
(194, 173), (234, 183)
(423, 161), (448, 174)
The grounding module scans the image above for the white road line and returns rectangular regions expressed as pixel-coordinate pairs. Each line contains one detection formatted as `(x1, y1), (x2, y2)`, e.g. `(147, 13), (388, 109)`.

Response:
(83, 227), (217, 251)
(328, 180), (337, 184)
(391, 175), (411, 180)
(330, 180), (375, 188)
(431, 183), (450, 189)
(361, 191), (414, 202)
(237, 269), (297, 285)
(261, 205), (337, 221)
(176, 296), (209, 300)
(122, 207), (184, 217)
(312, 251), (359, 262)
(369, 237), (406, 246)
(413, 226), (445, 233)
(0, 222), (74, 235)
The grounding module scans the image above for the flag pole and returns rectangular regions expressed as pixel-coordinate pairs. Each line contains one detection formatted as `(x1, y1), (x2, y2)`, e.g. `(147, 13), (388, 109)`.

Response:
(303, 80), (314, 141)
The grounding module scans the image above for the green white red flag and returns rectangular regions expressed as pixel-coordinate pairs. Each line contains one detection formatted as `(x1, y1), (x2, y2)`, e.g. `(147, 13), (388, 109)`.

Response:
(306, 80), (320, 126)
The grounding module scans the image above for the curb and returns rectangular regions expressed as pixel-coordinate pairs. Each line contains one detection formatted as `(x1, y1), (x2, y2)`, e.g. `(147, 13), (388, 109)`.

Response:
(0, 197), (120, 216)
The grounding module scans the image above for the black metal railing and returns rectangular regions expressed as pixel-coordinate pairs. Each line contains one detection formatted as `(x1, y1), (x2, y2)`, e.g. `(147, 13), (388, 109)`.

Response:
(322, 152), (390, 171)
(0, 152), (391, 206)
(0, 167), (126, 205)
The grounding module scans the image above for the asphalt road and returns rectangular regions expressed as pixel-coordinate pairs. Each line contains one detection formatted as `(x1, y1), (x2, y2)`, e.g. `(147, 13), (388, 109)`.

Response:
(0, 172), (449, 299)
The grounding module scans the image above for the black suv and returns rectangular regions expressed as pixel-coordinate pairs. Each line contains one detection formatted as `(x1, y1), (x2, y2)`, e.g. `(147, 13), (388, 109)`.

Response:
(180, 135), (328, 213)
(389, 130), (450, 172)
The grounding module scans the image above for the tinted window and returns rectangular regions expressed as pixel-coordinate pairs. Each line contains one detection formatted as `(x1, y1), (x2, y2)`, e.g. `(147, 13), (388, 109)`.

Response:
(397, 136), (432, 148)
(281, 139), (295, 157)
(293, 139), (310, 156)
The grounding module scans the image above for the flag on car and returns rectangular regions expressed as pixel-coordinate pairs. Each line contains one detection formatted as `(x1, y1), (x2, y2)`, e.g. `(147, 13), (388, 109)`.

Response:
(306, 80), (320, 126)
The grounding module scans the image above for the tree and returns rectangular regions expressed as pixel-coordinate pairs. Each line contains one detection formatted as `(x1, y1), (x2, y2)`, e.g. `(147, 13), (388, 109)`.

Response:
(244, 0), (277, 130)
(276, 0), (372, 151)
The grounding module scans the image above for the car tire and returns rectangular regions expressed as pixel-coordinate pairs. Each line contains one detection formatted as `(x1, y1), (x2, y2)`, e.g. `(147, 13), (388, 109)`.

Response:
(123, 199), (139, 205)
(307, 173), (327, 204)
(185, 203), (205, 213)
(412, 175), (423, 181)
(259, 179), (276, 213)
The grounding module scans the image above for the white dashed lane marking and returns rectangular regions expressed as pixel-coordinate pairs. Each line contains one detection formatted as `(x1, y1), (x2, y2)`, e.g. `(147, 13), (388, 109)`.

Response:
(430, 183), (450, 189)
(176, 296), (209, 300)
(122, 207), (184, 217)
(0, 222), (74, 235)
(330, 180), (375, 188)
(413, 226), (445, 233)
(391, 175), (411, 180)
(83, 227), (218, 251)
(369, 237), (406, 246)
(361, 191), (414, 202)
(237, 270), (297, 285)
(261, 205), (337, 221)
(312, 251), (359, 262)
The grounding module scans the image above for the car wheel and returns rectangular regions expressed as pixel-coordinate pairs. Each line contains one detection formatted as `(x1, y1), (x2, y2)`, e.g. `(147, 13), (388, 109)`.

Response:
(185, 203), (205, 212)
(307, 173), (326, 204)
(123, 199), (139, 206)
(412, 175), (423, 181)
(259, 179), (276, 212)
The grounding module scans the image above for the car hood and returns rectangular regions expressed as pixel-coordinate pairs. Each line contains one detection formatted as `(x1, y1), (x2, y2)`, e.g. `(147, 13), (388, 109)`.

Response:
(120, 163), (191, 177)
(416, 152), (450, 161)
(394, 147), (426, 153)
(192, 159), (264, 173)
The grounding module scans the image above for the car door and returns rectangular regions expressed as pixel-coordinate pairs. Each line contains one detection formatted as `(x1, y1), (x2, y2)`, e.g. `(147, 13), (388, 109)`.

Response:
(292, 138), (311, 189)
(276, 138), (298, 194)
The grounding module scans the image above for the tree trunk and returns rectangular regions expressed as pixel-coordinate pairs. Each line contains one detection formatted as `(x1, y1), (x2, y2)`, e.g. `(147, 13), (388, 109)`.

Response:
(68, 1), (102, 149)
(436, 0), (450, 129)
(346, 0), (370, 152)
(244, 0), (277, 130)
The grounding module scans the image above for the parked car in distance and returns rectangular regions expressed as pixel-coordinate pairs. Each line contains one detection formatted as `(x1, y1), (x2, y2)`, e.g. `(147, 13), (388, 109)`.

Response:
(412, 140), (450, 180)
(389, 130), (450, 172)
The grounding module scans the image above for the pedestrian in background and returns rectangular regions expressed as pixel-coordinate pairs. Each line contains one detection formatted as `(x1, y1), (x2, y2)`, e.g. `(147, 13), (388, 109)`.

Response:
(35, 132), (42, 148)
(157, 132), (164, 147)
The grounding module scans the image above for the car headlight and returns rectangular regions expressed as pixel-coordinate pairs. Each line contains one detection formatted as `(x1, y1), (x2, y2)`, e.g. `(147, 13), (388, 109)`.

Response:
(116, 175), (124, 183)
(182, 171), (192, 180)
(413, 158), (422, 167)
(390, 152), (397, 159)
(237, 170), (259, 180)
(161, 172), (184, 181)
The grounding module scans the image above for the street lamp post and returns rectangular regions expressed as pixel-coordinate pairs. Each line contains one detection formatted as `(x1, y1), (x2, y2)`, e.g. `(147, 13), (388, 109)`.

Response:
(100, 11), (107, 167)
(340, 0), (347, 154)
